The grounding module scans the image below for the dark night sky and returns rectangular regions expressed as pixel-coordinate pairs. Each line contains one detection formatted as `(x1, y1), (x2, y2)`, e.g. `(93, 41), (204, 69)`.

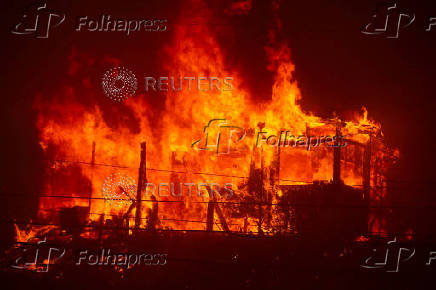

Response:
(1, 0), (436, 232)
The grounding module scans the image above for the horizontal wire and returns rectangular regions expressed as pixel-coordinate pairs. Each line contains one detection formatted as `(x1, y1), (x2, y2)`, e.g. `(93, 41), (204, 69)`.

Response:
(6, 219), (436, 238)
(53, 158), (313, 183)
(2, 193), (436, 209)
(37, 208), (241, 226)
(50, 158), (436, 185)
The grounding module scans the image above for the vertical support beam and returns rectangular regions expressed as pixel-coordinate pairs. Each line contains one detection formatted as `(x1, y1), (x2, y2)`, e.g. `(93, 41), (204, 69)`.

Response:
(97, 213), (104, 245)
(135, 142), (147, 230)
(89, 141), (96, 209)
(277, 143), (281, 184)
(206, 186), (215, 231)
(259, 147), (264, 235)
(333, 124), (341, 184)
(363, 135), (372, 202)
(146, 195), (159, 230)
(206, 187), (229, 232)
(214, 204), (230, 232)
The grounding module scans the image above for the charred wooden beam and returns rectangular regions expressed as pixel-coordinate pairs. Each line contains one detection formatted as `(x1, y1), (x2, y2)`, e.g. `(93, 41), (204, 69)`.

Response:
(363, 136), (372, 202)
(333, 125), (341, 185)
(97, 213), (104, 245)
(206, 197), (215, 231)
(124, 201), (136, 227)
(206, 187), (230, 232)
(88, 141), (96, 209)
(214, 201), (230, 232)
(135, 142), (147, 230)
(146, 195), (159, 230)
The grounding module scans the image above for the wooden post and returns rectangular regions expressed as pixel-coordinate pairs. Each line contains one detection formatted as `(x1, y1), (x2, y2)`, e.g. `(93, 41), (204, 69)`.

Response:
(258, 150), (264, 235)
(206, 187), (230, 232)
(206, 196), (215, 231)
(135, 142), (147, 230)
(97, 213), (104, 245)
(146, 195), (159, 231)
(89, 141), (96, 209)
(214, 203), (230, 232)
(363, 135), (372, 202)
(277, 143), (281, 184)
(333, 124), (341, 185)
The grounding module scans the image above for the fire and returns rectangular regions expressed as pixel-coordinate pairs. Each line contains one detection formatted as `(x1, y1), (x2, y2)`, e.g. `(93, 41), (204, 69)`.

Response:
(31, 0), (396, 237)
(14, 223), (54, 243)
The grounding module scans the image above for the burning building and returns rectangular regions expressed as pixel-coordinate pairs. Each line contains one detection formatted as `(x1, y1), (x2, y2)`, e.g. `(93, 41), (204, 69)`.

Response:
(12, 0), (399, 244)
